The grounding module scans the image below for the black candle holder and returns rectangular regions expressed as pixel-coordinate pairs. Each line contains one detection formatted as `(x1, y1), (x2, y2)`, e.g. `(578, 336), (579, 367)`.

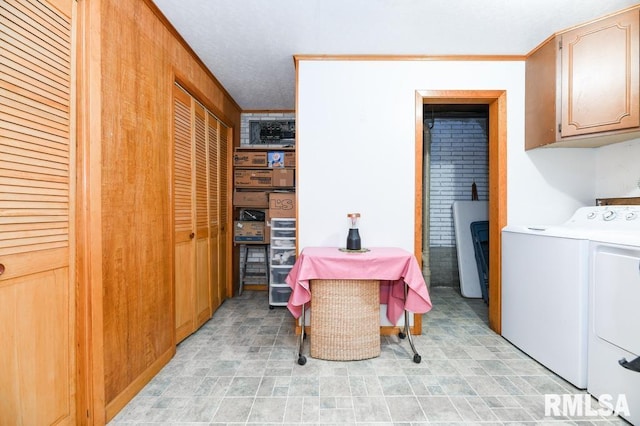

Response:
(346, 213), (361, 250)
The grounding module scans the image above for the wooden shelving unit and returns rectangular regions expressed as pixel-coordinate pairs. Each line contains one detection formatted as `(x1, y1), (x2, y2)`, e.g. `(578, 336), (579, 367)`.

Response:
(233, 145), (296, 292)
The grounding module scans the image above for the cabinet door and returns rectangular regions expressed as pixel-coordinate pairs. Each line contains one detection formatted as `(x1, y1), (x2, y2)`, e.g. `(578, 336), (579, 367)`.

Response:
(0, 0), (76, 423)
(173, 85), (195, 342)
(525, 37), (560, 149)
(561, 10), (640, 137)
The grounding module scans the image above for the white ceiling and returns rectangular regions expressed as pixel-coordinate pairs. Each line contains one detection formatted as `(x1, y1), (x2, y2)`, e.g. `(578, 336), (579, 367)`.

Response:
(152, 0), (639, 111)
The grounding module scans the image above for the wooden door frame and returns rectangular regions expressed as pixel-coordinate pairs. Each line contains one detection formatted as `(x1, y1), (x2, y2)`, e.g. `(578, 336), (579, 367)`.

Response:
(415, 90), (506, 333)
(76, 0), (106, 422)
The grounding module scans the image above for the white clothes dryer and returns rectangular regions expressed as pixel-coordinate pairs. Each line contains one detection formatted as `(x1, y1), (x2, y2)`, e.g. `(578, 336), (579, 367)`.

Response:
(587, 206), (640, 425)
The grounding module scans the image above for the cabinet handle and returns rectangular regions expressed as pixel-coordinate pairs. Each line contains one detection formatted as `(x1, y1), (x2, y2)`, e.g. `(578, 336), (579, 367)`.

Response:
(189, 232), (195, 239)
(619, 356), (640, 373)
(0, 263), (4, 276)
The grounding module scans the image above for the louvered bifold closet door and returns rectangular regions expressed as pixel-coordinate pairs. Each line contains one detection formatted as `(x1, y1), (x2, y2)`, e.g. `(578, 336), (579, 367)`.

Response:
(0, 0), (70, 256)
(207, 112), (220, 310)
(193, 103), (211, 327)
(173, 84), (195, 342)
(0, 0), (76, 424)
(218, 123), (229, 299)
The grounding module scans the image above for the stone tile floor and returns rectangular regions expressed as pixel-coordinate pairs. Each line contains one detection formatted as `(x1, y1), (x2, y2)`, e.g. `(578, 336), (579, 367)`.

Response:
(109, 287), (630, 425)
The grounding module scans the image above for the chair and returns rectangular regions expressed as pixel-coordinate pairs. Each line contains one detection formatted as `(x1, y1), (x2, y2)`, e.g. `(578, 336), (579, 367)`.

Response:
(470, 221), (489, 303)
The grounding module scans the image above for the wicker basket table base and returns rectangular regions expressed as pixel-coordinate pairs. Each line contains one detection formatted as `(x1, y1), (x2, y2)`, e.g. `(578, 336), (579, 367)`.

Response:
(310, 279), (380, 361)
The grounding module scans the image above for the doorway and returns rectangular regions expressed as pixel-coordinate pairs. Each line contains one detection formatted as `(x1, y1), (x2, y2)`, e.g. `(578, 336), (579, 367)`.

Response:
(424, 104), (489, 295)
(414, 90), (506, 334)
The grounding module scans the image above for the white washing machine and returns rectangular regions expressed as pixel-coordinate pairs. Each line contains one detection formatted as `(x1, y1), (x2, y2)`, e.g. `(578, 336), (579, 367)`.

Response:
(587, 206), (640, 425)
(502, 222), (589, 389)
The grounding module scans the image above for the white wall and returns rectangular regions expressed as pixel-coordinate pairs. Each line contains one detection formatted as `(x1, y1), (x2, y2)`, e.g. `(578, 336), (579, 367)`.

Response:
(510, 146), (595, 225)
(594, 138), (640, 198)
(296, 59), (601, 251)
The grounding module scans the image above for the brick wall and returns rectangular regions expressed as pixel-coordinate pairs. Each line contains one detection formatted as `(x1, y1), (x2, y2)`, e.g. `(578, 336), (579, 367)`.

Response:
(240, 112), (296, 146)
(428, 117), (488, 287)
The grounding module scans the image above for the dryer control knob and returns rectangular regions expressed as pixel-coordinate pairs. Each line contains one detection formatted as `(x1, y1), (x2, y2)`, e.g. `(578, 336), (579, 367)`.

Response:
(587, 211), (597, 219)
(603, 210), (616, 221)
(625, 211), (637, 221)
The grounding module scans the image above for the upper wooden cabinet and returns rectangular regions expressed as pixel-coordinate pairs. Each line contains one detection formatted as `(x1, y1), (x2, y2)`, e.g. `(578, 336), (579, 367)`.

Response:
(526, 8), (640, 149)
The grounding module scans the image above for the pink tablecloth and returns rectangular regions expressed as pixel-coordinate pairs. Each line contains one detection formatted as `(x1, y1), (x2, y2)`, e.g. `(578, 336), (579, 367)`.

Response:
(285, 247), (432, 325)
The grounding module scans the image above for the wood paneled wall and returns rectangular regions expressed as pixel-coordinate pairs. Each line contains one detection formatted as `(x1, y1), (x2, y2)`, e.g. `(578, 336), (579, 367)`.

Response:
(78, 0), (241, 421)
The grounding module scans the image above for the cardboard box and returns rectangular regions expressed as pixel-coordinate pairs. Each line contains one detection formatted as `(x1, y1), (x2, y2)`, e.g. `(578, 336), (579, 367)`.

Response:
(234, 151), (267, 167)
(234, 169), (272, 187)
(269, 192), (295, 218)
(284, 152), (295, 167)
(233, 221), (265, 242)
(264, 221), (271, 244)
(267, 151), (285, 168)
(272, 169), (294, 187)
(233, 191), (269, 207)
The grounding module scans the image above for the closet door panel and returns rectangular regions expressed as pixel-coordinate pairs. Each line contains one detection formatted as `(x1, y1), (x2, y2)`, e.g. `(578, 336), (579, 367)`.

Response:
(194, 103), (210, 327)
(218, 124), (230, 299)
(173, 84), (229, 338)
(207, 112), (221, 310)
(173, 85), (195, 342)
(0, 0), (75, 423)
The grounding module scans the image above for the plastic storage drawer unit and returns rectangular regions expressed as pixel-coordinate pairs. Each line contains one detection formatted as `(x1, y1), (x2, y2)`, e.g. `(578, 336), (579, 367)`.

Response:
(269, 218), (296, 308)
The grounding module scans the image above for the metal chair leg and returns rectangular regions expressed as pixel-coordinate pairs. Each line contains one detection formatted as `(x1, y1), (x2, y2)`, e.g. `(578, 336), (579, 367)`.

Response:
(399, 283), (422, 363)
(239, 244), (247, 296)
(297, 304), (307, 365)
